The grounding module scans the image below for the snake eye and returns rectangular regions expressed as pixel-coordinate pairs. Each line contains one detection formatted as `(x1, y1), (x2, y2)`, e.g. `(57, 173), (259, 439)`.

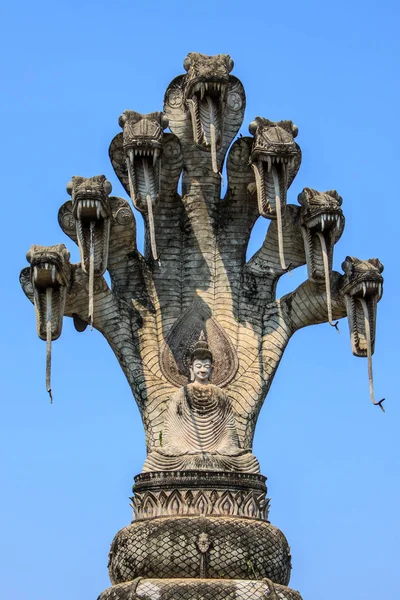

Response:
(369, 258), (384, 273)
(335, 190), (343, 206)
(183, 55), (192, 71)
(66, 180), (74, 196)
(297, 190), (305, 205)
(298, 187), (314, 206)
(291, 123), (299, 138)
(103, 180), (112, 195)
(161, 114), (169, 130)
(118, 112), (128, 129)
(248, 120), (257, 136)
(327, 190), (343, 206)
(227, 56), (234, 72)
(342, 256), (355, 274)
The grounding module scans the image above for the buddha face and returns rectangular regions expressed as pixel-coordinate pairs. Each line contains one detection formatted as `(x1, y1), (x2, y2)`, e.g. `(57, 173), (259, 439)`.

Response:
(191, 359), (212, 384)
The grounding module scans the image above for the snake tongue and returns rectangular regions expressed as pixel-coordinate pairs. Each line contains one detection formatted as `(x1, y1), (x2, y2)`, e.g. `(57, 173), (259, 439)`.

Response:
(272, 166), (289, 271)
(205, 96), (218, 173)
(142, 158), (158, 260)
(76, 218), (108, 275)
(76, 217), (110, 328)
(359, 297), (384, 408)
(188, 93), (222, 172)
(31, 272), (68, 400)
(126, 148), (160, 207)
(315, 232), (338, 330)
(345, 291), (378, 357)
(45, 287), (53, 402)
(124, 147), (161, 260)
(252, 160), (289, 271)
(301, 210), (343, 288)
(252, 160), (288, 216)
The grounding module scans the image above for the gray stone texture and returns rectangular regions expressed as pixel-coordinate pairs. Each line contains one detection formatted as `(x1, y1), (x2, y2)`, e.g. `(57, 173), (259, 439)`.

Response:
(20, 52), (385, 599)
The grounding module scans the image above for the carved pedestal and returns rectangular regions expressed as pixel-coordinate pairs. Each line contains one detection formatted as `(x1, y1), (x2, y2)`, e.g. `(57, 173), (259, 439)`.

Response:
(98, 471), (302, 600)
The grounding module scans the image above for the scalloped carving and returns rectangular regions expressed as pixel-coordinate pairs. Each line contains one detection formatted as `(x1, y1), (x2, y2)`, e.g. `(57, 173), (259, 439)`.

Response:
(142, 492), (158, 518)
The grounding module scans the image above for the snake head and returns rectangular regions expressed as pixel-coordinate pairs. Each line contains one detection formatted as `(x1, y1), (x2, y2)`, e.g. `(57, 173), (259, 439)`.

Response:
(26, 244), (71, 340)
(298, 188), (344, 282)
(117, 110), (168, 210)
(66, 175), (112, 275)
(27, 243), (71, 290)
(341, 256), (384, 356)
(183, 53), (233, 154)
(248, 118), (301, 219)
(67, 175), (112, 221)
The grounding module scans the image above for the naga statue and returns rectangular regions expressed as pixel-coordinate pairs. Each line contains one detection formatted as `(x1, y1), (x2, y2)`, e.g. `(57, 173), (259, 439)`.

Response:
(20, 52), (384, 599)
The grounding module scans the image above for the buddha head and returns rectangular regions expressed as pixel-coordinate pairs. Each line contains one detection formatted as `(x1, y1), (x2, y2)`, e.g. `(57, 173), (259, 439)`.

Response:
(189, 333), (213, 384)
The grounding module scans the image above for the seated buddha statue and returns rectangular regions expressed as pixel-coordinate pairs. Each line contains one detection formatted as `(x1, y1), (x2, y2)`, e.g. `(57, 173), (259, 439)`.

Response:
(143, 335), (259, 473)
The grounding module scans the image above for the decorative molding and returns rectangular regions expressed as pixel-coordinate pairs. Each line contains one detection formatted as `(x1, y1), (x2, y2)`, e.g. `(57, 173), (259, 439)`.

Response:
(132, 471), (269, 521)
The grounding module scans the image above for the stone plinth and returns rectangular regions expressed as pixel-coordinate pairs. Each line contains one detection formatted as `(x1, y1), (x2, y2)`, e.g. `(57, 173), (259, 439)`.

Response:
(99, 470), (300, 600)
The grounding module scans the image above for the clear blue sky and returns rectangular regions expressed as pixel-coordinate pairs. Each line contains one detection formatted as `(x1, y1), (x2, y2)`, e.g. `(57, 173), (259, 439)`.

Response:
(1, 1), (399, 598)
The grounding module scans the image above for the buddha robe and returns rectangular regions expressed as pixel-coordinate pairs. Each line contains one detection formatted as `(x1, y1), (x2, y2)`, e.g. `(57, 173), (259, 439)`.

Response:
(143, 383), (259, 473)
